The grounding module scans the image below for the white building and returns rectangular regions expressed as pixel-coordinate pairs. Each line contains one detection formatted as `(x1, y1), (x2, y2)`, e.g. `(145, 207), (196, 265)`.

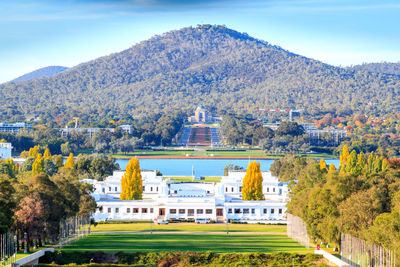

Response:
(86, 170), (289, 224)
(0, 143), (12, 159)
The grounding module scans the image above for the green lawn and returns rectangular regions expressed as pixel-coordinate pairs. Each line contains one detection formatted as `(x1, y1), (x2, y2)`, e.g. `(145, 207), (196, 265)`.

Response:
(92, 223), (286, 233)
(61, 233), (310, 253)
(164, 176), (222, 183)
(112, 150), (334, 158)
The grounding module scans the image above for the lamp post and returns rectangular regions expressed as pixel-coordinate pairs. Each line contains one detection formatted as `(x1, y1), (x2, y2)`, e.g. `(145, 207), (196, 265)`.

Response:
(225, 219), (229, 235)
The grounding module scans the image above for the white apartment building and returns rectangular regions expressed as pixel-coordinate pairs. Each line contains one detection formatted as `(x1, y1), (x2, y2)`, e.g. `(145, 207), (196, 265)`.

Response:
(85, 170), (289, 224)
(0, 142), (12, 159)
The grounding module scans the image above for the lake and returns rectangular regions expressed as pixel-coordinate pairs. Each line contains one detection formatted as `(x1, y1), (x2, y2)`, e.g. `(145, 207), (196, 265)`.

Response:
(115, 158), (340, 177)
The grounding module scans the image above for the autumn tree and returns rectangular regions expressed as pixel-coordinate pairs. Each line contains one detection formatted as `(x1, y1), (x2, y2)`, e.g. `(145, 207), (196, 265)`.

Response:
(120, 157), (143, 200)
(319, 159), (327, 172)
(43, 148), (52, 160)
(32, 154), (44, 175)
(64, 153), (75, 168)
(242, 161), (264, 200)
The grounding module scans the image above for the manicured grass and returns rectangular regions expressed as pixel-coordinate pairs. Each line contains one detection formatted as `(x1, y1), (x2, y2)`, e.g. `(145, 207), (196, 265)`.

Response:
(92, 223), (286, 233)
(61, 233), (310, 253)
(164, 176), (222, 183)
(112, 150), (334, 158)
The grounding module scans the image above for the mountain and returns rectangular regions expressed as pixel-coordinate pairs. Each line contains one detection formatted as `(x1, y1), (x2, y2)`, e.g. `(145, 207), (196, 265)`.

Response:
(0, 25), (399, 123)
(348, 62), (400, 76)
(11, 66), (69, 82)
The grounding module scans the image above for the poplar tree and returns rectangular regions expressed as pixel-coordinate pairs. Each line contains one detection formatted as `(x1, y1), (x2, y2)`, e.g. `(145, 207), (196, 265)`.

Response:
(328, 164), (336, 173)
(120, 157), (143, 200)
(64, 153), (75, 168)
(43, 148), (52, 160)
(28, 146), (39, 158)
(319, 159), (327, 172)
(242, 161), (264, 200)
(32, 154), (44, 175)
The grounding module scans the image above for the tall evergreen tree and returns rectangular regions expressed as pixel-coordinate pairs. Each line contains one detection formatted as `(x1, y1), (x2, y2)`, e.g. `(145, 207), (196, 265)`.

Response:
(120, 157), (143, 200)
(242, 161), (264, 200)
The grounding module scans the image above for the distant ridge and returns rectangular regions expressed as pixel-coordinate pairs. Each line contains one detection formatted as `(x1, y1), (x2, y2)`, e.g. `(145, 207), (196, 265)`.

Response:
(0, 24), (399, 122)
(348, 62), (400, 76)
(12, 66), (68, 82)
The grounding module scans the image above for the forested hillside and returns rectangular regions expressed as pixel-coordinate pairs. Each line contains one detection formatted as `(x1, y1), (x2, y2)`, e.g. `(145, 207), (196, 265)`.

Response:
(349, 62), (400, 76)
(11, 66), (68, 82)
(1, 24), (399, 124)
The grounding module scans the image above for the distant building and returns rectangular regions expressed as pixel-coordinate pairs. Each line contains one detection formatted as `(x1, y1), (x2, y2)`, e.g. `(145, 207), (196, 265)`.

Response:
(0, 122), (31, 134)
(188, 106), (221, 123)
(60, 125), (132, 138)
(0, 143), (12, 159)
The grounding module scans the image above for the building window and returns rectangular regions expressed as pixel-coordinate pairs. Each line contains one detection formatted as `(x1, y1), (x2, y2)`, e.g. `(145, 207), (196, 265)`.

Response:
(239, 186), (242, 192)
(273, 188), (276, 193)
(267, 187), (269, 193)
(231, 187), (234, 192)
(115, 187), (118, 192)
(207, 191), (210, 194)
(142, 208), (148, 213)
(251, 208), (255, 214)
(156, 187), (159, 192)
(174, 190), (177, 194)
(206, 209), (212, 214)
(225, 187), (228, 192)
(228, 208), (232, 214)
(150, 208), (154, 213)
(279, 209), (282, 214)
(99, 207), (103, 213)
(143, 186), (145, 191)
(271, 208), (275, 214)
(170, 209), (177, 214)
(243, 208), (249, 214)
(188, 209), (194, 216)
(151, 187), (153, 192)
(263, 208), (267, 214)
(179, 209), (185, 214)
(127, 208), (131, 213)
(108, 208), (111, 213)
(102, 188), (105, 193)
(109, 187), (111, 191)
(133, 208), (139, 213)
(234, 208), (241, 214)
(115, 208), (119, 213)
(197, 209), (203, 214)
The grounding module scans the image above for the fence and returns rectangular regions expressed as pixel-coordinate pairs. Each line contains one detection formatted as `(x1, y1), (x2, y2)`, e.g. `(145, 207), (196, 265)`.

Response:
(0, 232), (17, 267)
(341, 234), (396, 267)
(58, 216), (91, 246)
(286, 213), (310, 249)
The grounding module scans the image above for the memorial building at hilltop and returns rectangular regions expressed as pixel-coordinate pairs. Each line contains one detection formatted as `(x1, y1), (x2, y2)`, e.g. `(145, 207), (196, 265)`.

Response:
(85, 170), (289, 223)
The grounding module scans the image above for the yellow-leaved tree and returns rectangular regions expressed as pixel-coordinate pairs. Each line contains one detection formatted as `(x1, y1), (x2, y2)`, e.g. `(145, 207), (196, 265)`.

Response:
(64, 153), (75, 168)
(120, 157), (143, 200)
(319, 159), (327, 172)
(32, 154), (44, 175)
(242, 161), (264, 200)
(28, 146), (39, 158)
(43, 148), (52, 160)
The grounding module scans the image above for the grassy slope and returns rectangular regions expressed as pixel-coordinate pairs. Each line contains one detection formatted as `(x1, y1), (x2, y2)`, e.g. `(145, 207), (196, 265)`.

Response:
(92, 223), (286, 233)
(112, 150), (334, 158)
(62, 233), (310, 253)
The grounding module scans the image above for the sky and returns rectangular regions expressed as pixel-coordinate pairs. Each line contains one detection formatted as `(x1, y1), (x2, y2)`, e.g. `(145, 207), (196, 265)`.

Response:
(1, 0), (400, 83)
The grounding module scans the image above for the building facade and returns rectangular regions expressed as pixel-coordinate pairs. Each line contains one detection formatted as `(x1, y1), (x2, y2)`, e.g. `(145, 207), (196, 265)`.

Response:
(0, 143), (12, 159)
(0, 123), (31, 134)
(85, 170), (289, 223)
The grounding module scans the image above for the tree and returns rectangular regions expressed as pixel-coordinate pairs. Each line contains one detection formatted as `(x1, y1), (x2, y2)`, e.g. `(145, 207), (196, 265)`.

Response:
(120, 157), (142, 200)
(275, 122), (305, 137)
(64, 153), (75, 168)
(44, 159), (58, 176)
(43, 148), (52, 160)
(319, 159), (327, 172)
(0, 175), (16, 233)
(242, 161), (264, 200)
(32, 154), (44, 175)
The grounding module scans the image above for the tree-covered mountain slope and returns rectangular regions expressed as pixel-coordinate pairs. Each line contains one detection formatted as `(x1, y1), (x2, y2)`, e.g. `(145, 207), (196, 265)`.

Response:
(348, 62), (400, 76)
(1, 24), (399, 123)
(11, 66), (68, 82)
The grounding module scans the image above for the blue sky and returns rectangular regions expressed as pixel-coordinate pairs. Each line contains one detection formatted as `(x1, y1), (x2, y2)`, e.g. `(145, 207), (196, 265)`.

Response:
(1, 0), (400, 83)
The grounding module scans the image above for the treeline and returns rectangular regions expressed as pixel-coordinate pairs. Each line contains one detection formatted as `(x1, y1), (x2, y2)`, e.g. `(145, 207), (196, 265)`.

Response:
(0, 111), (185, 155)
(271, 146), (400, 256)
(221, 115), (309, 153)
(0, 25), (399, 123)
(0, 148), (97, 251)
